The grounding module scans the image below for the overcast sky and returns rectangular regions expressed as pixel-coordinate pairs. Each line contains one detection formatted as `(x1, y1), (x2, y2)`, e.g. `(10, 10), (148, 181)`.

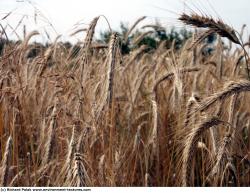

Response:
(0, 0), (250, 42)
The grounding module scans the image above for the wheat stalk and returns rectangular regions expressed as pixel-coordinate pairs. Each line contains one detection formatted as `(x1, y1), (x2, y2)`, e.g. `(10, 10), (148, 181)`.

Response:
(153, 67), (200, 92)
(179, 13), (250, 79)
(97, 32), (119, 118)
(184, 93), (201, 127)
(0, 136), (13, 186)
(182, 116), (223, 186)
(179, 13), (240, 44)
(206, 134), (232, 185)
(124, 16), (146, 43)
(194, 80), (250, 113)
(107, 32), (119, 109)
(187, 29), (215, 50)
(70, 153), (90, 187)
(42, 102), (57, 166)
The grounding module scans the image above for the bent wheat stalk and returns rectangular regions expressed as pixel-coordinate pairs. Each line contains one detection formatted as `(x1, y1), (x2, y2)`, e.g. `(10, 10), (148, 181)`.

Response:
(194, 80), (250, 113)
(179, 13), (250, 79)
(179, 13), (240, 44)
(124, 16), (146, 43)
(182, 117), (223, 186)
(153, 67), (200, 92)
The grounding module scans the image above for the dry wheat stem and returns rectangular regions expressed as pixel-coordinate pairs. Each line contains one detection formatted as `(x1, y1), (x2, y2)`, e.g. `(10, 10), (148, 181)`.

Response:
(0, 136), (13, 186)
(194, 80), (250, 113)
(124, 16), (146, 43)
(184, 93), (200, 127)
(187, 29), (215, 50)
(220, 161), (237, 186)
(153, 67), (200, 92)
(43, 103), (57, 166)
(207, 134), (232, 185)
(182, 117), (223, 186)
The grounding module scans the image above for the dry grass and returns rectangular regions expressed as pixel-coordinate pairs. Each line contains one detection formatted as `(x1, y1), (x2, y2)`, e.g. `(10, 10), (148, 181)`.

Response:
(1, 10), (250, 187)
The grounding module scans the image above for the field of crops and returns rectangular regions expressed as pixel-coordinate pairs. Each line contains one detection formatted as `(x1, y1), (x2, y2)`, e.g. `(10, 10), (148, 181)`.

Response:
(0, 9), (250, 187)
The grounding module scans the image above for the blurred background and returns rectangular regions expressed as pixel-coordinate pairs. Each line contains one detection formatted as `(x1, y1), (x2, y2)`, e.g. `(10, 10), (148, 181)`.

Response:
(0, 0), (250, 42)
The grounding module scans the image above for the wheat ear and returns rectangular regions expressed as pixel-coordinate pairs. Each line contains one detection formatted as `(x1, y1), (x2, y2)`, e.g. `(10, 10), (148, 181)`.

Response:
(70, 153), (91, 187)
(179, 13), (240, 44)
(106, 32), (119, 109)
(179, 13), (250, 79)
(43, 103), (57, 165)
(194, 80), (250, 113)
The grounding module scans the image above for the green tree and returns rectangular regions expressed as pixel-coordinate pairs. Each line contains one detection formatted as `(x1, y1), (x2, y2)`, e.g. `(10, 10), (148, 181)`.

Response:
(99, 22), (192, 54)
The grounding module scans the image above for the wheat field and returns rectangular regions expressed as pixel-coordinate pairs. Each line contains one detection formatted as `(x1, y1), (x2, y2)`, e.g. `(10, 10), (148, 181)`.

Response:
(0, 10), (250, 187)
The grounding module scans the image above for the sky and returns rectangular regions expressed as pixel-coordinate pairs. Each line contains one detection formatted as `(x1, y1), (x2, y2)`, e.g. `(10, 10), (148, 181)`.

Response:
(0, 0), (250, 42)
